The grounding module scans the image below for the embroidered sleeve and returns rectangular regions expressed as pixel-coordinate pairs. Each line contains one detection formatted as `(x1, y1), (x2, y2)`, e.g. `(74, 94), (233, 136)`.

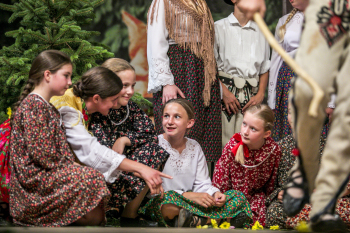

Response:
(124, 102), (158, 149)
(147, 0), (174, 93)
(192, 143), (220, 196)
(212, 141), (233, 193)
(59, 106), (125, 183)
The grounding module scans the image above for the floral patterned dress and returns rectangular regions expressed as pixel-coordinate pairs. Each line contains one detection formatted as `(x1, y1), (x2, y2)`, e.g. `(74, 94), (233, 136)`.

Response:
(266, 134), (350, 229)
(10, 94), (110, 226)
(89, 101), (169, 208)
(212, 133), (281, 226)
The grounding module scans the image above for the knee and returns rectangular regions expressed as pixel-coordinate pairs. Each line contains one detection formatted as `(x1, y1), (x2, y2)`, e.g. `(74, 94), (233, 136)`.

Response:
(77, 205), (105, 226)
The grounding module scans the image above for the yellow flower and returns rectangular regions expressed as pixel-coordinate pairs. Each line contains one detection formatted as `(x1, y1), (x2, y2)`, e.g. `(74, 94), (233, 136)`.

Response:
(219, 221), (231, 229)
(196, 225), (202, 229)
(211, 219), (218, 228)
(7, 107), (11, 119)
(202, 225), (208, 229)
(269, 225), (280, 230)
(296, 221), (310, 232)
(252, 221), (263, 230)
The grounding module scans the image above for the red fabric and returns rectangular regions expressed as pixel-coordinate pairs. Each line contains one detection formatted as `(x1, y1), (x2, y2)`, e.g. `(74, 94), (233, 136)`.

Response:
(213, 133), (282, 226)
(231, 134), (250, 158)
(0, 119), (11, 203)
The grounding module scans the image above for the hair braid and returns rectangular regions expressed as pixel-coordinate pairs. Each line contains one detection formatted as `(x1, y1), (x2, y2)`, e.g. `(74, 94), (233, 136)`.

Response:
(278, 8), (298, 43)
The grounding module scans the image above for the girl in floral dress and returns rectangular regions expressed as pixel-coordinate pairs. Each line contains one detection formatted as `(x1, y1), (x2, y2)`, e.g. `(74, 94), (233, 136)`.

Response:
(213, 104), (282, 226)
(89, 58), (169, 216)
(10, 50), (110, 226)
(139, 98), (252, 228)
(51, 66), (171, 227)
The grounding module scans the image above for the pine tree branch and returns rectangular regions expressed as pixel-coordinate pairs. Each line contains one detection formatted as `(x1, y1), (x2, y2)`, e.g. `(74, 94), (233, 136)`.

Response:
(45, 27), (51, 43)
(56, 0), (74, 20)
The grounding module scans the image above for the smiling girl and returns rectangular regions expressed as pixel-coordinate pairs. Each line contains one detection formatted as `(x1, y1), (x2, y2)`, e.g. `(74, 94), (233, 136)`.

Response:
(213, 104), (281, 226)
(139, 98), (252, 228)
(87, 58), (170, 226)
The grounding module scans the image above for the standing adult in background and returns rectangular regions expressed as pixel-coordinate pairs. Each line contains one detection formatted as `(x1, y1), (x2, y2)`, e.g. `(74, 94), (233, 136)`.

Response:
(214, 0), (270, 148)
(147, 0), (222, 163)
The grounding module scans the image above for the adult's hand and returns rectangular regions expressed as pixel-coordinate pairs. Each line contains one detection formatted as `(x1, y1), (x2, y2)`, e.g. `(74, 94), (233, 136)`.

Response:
(222, 83), (240, 114)
(239, 0), (266, 20)
(162, 84), (185, 104)
(213, 192), (226, 207)
(112, 137), (131, 154)
(325, 107), (334, 124)
(242, 92), (264, 112)
(278, 190), (284, 203)
(182, 192), (216, 208)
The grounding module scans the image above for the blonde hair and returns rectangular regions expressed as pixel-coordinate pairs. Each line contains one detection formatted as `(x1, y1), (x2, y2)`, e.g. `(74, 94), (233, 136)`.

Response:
(235, 104), (274, 164)
(278, 8), (298, 43)
(101, 58), (135, 74)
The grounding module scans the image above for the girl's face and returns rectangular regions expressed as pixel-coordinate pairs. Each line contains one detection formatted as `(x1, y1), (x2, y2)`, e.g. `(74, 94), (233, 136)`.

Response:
(86, 94), (119, 116)
(114, 70), (136, 108)
(289, 0), (309, 12)
(240, 112), (271, 150)
(48, 64), (72, 96)
(162, 103), (194, 139)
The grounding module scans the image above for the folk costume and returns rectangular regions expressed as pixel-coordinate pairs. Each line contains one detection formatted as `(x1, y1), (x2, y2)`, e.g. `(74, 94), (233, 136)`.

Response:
(212, 133), (281, 226)
(214, 14), (270, 147)
(147, 0), (222, 162)
(88, 101), (169, 208)
(139, 135), (253, 227)
(10, 94), (110, 226)
(266, 135), (350, 229)
(268, 11), (334, 141)
(290, 0), (350, 222)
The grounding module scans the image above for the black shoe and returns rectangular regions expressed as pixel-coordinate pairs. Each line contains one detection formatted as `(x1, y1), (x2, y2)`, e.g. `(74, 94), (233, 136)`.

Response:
(283, 165), (309, 217)
(310, 214), (348, 232)
(177, 209), (207, 228)
(120, 216), (158, 227)
(230, 212), (247, 228)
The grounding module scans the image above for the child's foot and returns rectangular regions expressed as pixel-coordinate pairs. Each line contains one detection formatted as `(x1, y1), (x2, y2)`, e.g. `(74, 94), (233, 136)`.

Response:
(230, 212), (248, 228)
(177, 209), (207, 228)
(310, 214), (348, 232)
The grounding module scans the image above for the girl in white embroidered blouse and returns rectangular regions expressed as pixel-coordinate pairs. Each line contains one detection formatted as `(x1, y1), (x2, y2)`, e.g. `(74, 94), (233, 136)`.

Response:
(139, 98), (253, 228)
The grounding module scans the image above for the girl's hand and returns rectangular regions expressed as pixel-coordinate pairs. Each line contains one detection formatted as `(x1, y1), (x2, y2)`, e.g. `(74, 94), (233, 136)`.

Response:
(213, 192), (226, 207)
(162, 85), (185, 104)
(222, 83), (240, 114)
(183, 192), (216, 208)
(139, 166), (172, 198)
(278, 190), (284, 203)
(242, 92), (264, 113)
(112, 137), (131, 154)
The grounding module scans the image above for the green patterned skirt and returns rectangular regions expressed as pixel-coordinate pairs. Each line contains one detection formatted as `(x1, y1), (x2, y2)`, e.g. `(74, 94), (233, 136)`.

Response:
(139, 190), (253, 227)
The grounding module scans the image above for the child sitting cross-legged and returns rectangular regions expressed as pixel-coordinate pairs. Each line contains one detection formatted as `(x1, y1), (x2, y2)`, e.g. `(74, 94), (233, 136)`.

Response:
(139, 98), (252, 228)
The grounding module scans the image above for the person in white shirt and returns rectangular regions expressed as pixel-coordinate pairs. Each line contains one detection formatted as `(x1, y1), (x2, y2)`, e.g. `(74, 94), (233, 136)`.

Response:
(147, 0), (222, 163)
(214, 0), (270, 147)
(51, 66), (172, 227)
(139, 98), (252, 228)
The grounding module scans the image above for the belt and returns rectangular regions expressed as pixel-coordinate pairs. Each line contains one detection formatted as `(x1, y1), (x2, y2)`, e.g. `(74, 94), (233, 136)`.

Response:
(218, 71), (258, 89)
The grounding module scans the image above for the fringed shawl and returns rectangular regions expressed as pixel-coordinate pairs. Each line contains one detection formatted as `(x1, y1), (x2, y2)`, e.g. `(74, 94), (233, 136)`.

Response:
(149, 0), (217, 106)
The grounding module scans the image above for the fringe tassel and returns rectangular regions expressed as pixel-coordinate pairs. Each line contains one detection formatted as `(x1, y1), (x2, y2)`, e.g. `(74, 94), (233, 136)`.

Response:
(149, 0), (217, 106)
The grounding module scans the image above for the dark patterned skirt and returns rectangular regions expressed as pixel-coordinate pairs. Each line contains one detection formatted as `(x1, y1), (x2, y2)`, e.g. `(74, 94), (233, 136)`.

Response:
(153, 44), (222, 162)
(138, 190), (252, 227)
(106, 142), (169, 209)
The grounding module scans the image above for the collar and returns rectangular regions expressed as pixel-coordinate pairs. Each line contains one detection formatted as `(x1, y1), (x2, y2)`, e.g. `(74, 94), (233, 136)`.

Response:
(228, 13), (256, 31)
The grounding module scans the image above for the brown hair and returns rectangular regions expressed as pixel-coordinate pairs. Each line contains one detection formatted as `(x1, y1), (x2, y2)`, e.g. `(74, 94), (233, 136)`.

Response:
(12, 50), (72, 120)
(161, 98), (195, 120)
(72, 66), (123, 100)
(278, 8), (298, 43)
(244, 104), (274, 132)
(101, 58), (135, 74)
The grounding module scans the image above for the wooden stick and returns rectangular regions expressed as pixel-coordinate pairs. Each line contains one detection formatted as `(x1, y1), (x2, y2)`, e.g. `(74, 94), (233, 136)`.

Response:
(253, 13), (324, 117)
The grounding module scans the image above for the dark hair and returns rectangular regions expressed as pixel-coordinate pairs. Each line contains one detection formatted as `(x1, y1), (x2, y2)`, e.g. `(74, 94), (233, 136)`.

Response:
(12, 50), (72, 119)
(101, 58), (135, 74)
(244, 104), (274, 131)
(72, 66), (123, 100)
(161, 98), (195, 120)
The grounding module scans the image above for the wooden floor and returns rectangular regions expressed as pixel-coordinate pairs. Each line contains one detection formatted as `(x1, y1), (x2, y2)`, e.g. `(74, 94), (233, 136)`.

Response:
(0, 227), (297, 233)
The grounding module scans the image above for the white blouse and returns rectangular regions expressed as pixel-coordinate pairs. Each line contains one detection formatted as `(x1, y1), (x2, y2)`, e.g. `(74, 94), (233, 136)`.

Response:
(58, 106), (125, 183)
(214, 13), (271, 83)
(159, 134), (219, 196)
(267, 12), (304, 109)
